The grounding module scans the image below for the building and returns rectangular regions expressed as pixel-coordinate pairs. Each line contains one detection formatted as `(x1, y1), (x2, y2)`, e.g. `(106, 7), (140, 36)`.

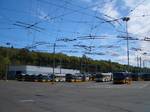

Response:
(8, 65), (80, 80)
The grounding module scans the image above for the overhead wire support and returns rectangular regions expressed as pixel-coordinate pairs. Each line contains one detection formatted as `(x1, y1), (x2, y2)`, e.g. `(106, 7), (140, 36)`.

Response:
(77, 34), (107, 40)
(13, 21), (45, 32)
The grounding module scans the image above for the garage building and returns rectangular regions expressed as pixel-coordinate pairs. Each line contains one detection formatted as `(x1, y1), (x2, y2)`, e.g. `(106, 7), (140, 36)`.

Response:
(8, 65), (80, 80)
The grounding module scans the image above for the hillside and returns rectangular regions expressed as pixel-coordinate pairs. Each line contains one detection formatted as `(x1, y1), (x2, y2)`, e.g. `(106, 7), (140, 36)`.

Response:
(0, 46), (149, 78)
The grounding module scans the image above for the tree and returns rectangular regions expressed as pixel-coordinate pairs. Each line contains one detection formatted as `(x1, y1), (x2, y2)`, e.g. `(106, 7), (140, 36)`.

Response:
(0, 46), (149, 76)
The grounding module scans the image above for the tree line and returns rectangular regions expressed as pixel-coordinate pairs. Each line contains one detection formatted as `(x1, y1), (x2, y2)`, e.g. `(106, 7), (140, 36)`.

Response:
(0, 46), (150, 79)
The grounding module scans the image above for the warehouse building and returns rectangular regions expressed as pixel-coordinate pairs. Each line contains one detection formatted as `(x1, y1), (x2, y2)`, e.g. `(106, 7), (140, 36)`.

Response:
(8, 65), (80, 80)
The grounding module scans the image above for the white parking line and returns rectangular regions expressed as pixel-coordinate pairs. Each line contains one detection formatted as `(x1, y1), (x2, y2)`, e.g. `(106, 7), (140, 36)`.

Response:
(138, 84), (149, 89)
(19, 99), (35, 103)
(86, 83), (150, 89)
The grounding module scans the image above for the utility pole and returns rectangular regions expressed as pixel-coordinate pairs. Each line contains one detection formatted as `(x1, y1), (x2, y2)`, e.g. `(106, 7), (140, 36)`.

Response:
(109, 59), (112, 72)
(143, 60), (145, 68)
(96, 64), (98, 73)
(80, 58), (82, 73)
(59, 58), (62, 74)
(137, 56), (139, 67)
(139, 57), (142, 73)
(5, 65), (8, 81)
(5, 42), (11, 81)
(122, 17), (130, 72)
(86, 58), (89, 74)
(52, 43), (56, 82)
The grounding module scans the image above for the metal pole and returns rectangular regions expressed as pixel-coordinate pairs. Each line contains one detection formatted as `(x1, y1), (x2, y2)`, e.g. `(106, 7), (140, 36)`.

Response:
(52, 43), (56, 82)
(5, 42), (11, 81)
(140, 57), (142, 73)
(87, 58), (89, 74)
(60, 58), (62, 74)
(80, 57), (83, 73)
(137, 55), (139, 67)
(143, 60), (145, 68)
(123, 17), (130, 72)
(96, 64), (98, 73)
(5, 65), (7, 81)
(126, 20), (129, 71)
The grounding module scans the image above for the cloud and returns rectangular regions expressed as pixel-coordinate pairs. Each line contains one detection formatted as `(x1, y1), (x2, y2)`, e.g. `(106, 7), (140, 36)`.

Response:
(116, 55), (138, 66)
(80, 0), (150, 66)
(123, 0), (137, 8)
(120, 0), (150, 65)
(35, 9), (50, 21)
(92, 0), (119, 19)
(122, 0), (150, 36)
(128, 3), (150, 35)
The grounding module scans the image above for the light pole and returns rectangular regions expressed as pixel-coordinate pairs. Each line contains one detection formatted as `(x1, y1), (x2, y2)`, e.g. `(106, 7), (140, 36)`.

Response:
(122, 17), (130, 72)
(137, 56), (139, 67)
(140, 57), (142, 73)
(52, 43), (56, 83)
(5, 42), (11, 81)
(59, 58), (62, 74)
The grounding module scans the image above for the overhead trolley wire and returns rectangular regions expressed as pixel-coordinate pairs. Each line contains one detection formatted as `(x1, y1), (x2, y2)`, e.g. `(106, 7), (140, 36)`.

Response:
(37, 0), (113, 21)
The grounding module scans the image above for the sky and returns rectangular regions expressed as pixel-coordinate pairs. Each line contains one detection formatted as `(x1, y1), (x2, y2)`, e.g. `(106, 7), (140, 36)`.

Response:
(0, 0), (150, 67)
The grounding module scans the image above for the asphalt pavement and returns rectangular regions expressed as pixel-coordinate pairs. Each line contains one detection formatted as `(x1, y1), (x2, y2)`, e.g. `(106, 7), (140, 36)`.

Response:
(0, 80), (150, 112)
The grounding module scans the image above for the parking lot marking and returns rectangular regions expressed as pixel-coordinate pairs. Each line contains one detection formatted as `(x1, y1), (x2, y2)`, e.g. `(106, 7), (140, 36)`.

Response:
(19, 99), (35, 103)
(56, 82), (150, 89)
(87, 83), (150, 89)
(138, 83), (149, 89)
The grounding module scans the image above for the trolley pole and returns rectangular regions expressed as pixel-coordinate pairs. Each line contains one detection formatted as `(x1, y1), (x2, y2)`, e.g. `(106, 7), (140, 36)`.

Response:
(122, 17), (130, 72)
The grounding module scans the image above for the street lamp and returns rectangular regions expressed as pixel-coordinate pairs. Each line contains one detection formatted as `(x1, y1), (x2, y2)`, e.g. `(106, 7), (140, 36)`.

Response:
(52, 43), (56, 83)
(122, 17), (130, 71)
(5, 42), (11, 81)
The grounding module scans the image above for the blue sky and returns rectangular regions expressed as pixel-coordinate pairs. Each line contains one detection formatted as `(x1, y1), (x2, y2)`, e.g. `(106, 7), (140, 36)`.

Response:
(0, 0), (150, 67)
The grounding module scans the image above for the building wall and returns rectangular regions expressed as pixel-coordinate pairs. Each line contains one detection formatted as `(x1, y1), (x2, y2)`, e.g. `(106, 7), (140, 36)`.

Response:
(8, 65), (80, 76)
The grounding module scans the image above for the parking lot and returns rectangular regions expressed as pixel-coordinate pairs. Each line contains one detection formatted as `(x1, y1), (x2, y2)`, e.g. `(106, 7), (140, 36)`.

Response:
(0, 80), (150, 112)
